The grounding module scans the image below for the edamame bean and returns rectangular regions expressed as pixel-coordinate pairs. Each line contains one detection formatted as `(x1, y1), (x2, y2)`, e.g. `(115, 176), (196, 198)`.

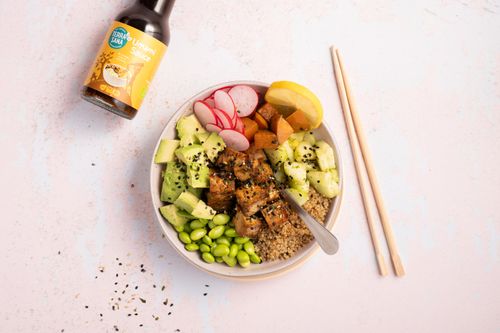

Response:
(199, 219), (209, 226)
(202, 252), (215, 264)
(207, 221), (216, 229)
(202, 235), (212, 245)
(243, 241), (255, 255)
(237, 244), (243, 250)
(190, 220), (205, 230)
(213, 213), (230, 225)
(215, 236), (230, 246)
(249, 253), (261, 264)
(224, 228), (238, 238)
(237, 250), (250, 267)
(199, 243), (210, 253)
(215, 256), (224, 263)
(174, 225), (184, 233)
(229, 244), (239, 258)
(178, 232), (191, 244)
(234, 236), (249, 244)
(190, 228), (207, 241)
(222, 255), (237, 267)
(185, 243), (199, 252)
(212, 244), (230, 257)
(183, 223), (192, 234)
(208, 225), (225, 239)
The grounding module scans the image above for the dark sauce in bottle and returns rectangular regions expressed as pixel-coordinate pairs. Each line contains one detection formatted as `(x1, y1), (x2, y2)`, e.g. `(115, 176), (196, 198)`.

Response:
(81, 0), (175, 119)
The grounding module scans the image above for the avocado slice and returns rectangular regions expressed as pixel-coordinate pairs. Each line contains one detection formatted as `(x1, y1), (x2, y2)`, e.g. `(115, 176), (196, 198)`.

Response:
(159, 204), (189, 227)
(187, 165), (209, 188)
(154, 139), (180, 164)
(190, 201), (216, 220)
(187, 186), (203, 198)
(196, 132), (210, 145)
(174, 191), (200, 213)
(175, 145), (206, 166)
(160, 162), (187, 203)
(307, 170), (339, 198)
(202, 132), (226, 162)
(176, 114), (206, 139)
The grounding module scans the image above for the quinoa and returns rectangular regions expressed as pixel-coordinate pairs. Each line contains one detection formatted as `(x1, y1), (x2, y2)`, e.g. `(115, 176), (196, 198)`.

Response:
(254, 187), (332, 261)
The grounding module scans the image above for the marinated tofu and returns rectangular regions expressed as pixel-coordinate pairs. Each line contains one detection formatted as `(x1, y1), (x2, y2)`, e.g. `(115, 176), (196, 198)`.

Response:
(233, 208), (262, 238)
(251, 159), (274, 184)
(216, 148), (246, 171)
(235, 184), (270, 216)
(207, 172), (235, 211)
(261, 200), (290, 229)
(257, 103), (279, 122)
(232, 153), (252, 182)
(245, 144), (267, 161)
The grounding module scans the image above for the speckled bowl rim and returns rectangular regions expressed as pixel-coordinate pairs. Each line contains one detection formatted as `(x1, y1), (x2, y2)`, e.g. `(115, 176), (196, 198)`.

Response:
(150, 80), (343, 281)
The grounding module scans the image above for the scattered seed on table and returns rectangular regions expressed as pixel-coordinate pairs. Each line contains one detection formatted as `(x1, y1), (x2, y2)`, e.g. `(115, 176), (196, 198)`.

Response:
(161, 285), (165, 291)
(85, 305), (88, 309)
(203, 293), (207, 296)
(139, 298), (146, 303)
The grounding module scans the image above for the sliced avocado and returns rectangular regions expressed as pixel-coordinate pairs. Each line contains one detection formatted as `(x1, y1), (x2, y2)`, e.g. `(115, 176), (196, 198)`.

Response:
(179, 135), (199, 147)
(187, 186), (203, 198)
(191, 201), (216, 219)
(154, 139), (180, 164)
(174, 191), (200, 213)
(284, 161), (308, 184)
(175, 145), (206, 166)
(159, 204), (189, 227)
(294, 142), (316, 162)
(176, 114), (206, 139)
(202, 132), (226, 162)
(315, 141), (336, 171)
(285, 188), (309, 206)
(160, 162), (187, 203)
(187, 165), (210, 188)
(303, 131), (316, 145)
(177, 209), (196, 219)
(196, 132), (210, 145)
(288, 132), (305, 150)
(307, 170), (339, 198)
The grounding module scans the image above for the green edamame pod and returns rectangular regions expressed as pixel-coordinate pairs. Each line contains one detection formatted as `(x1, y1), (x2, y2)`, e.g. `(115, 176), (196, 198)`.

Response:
(222, 255), (237, 267)
(190, 220), (205, 230)
(212, 244), (230, 257)
(237, 250), (250, 267)
(243, 241), (255, 255)
(185, 243), (199, 252)
(215, 256), (224, 263)
(234, 236), (249, 244)
(224, 228), (238, 238)
(190, 228), (207, 241)
(178, 232), (191, 244)
(215, 236), (231, 246)
(207, 221), (216, 229)
(202, 235), (212, 245)
(199, 243), (210, 253)
(183, 223), (192, 234)
(213, 213), (230, 225)
(249, 253), (261, 264)
(229, 244), (239, 258)
(174, 225), (184, 233)
(208, 225), (225, 239)
(202, 252), (215, 264)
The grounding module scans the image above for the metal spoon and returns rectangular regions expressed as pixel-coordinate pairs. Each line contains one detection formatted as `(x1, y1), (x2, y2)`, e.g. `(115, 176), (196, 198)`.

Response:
(281, 190), (339, 255)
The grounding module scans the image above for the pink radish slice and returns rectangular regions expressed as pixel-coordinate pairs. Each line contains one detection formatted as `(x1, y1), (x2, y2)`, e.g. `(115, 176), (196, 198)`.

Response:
(204, 98), (215, 108)
(214, 90), (237, 120)
(205, 123), (222, 133)
(213, 108), (233, 129)
(234, 117), (245, 134)
(207, 86), (233, 99)
(218, 129), (250, 151)
(228, 85), (259, 117)
(193, 100), (218, 126)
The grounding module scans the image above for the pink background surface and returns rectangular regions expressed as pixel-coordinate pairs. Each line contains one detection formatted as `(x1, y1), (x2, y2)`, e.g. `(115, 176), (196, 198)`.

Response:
(1, 1), (499, 332)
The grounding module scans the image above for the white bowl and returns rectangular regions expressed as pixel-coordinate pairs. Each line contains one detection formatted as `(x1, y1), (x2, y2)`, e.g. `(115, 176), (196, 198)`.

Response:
(150, 81), (343, 280)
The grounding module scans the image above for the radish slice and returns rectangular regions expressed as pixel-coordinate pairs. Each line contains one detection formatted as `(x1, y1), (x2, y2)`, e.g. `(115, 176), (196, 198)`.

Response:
(228, 85), (259, 117)
(219, 129), (250, 151)
(205, 123), (222, 133)
(204, 98), (215, 109)
(213, 108), (233, 129)
(214, 90), (237, 120)
(207, 86), (233, 99)
(234, 117), (245, 134)
(193, 100), (218, 126)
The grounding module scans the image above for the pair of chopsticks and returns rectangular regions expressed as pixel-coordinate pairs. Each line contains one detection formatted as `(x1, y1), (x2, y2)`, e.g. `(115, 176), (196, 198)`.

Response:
(330, 47), (405, 277)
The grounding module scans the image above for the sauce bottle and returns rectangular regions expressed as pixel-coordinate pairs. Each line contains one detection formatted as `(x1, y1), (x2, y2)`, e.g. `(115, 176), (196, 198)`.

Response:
(81, 0), (175, 119)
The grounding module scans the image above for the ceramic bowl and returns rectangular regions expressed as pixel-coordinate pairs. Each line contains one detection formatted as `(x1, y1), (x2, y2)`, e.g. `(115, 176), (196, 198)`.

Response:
(150, 80), (343, 280)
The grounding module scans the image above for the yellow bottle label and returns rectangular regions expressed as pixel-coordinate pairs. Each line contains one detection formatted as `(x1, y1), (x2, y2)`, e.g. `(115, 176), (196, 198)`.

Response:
(84, 21), (167, 109)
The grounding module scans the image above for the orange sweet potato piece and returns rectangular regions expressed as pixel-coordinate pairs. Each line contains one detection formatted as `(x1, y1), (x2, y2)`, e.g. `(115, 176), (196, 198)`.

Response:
(253, 130), (279, 149)
(241, 117), (259, 141)
(271, 115), (294, 144)
(285, 110), (311, 131)
(253, 112), (268, 129)
(257, 103), (279, 122)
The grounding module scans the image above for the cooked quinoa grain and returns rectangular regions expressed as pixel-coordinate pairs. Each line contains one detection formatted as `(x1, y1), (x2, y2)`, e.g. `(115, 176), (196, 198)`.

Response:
(254, 188), (332, 261)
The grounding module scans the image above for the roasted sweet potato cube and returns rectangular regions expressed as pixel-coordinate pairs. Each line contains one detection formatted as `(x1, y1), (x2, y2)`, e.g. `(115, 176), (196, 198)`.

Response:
(233, 208), (262, 238)
(257, 103), (279, 122)
(261, 200), (290, 229)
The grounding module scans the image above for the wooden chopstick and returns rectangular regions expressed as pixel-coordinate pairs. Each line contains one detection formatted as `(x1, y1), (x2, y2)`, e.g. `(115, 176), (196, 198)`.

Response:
(330, 47), (388, 277)
(331, 46), (405, 277)
(334, 48), (405, 276)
